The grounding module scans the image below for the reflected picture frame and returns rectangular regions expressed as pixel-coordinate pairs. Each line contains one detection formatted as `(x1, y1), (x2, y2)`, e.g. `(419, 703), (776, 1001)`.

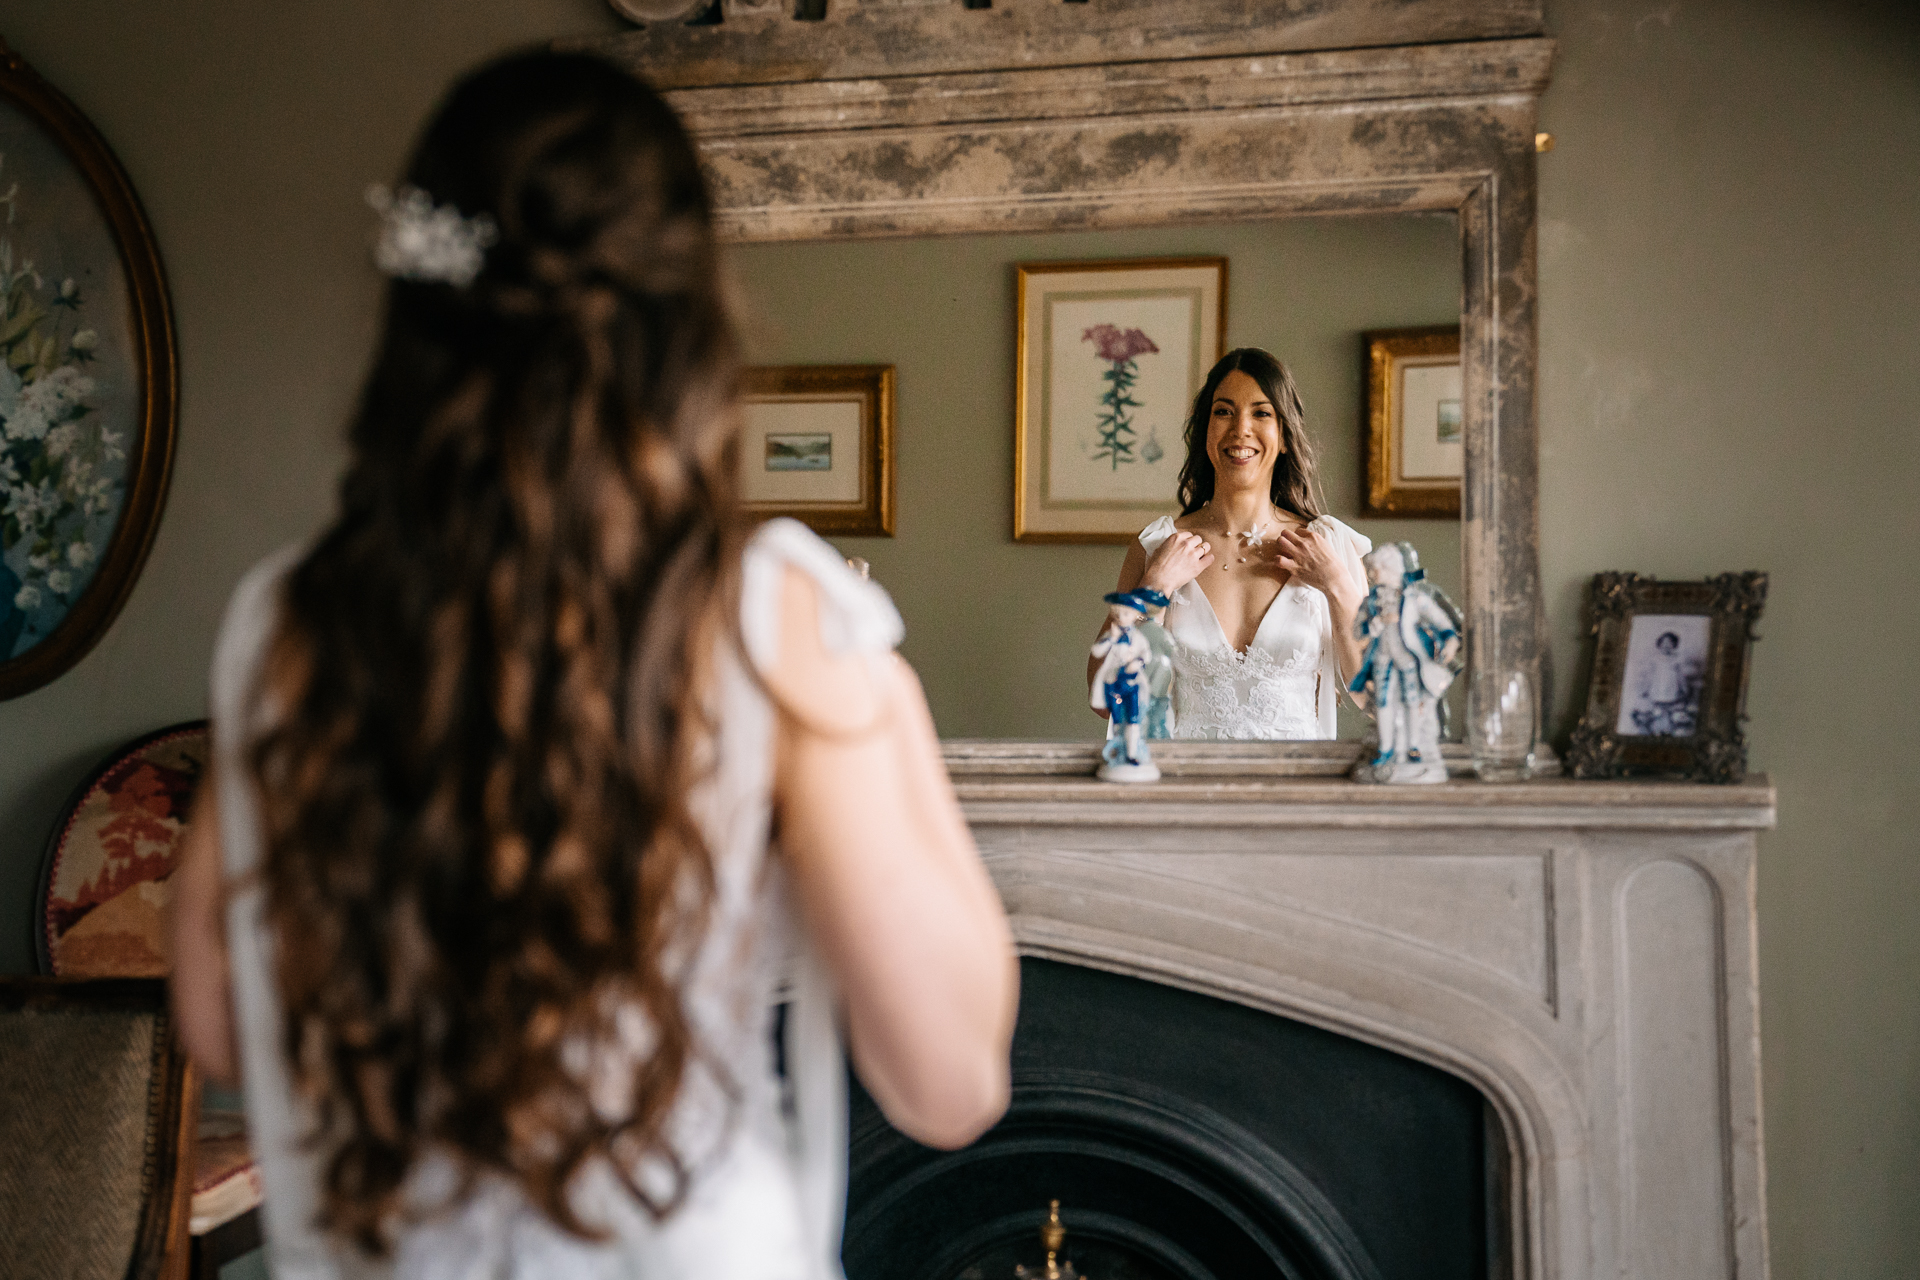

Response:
(0, 41), (179, 700)
(1361, 325), (1461, 518)
(1014, 257), (1226, 543)
(740, 364), (894, 537)
(1566, 571), (1768, 783)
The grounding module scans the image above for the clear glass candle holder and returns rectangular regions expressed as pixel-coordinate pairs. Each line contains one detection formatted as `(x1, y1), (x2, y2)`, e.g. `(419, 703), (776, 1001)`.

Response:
(1471, 668), (1536, 782)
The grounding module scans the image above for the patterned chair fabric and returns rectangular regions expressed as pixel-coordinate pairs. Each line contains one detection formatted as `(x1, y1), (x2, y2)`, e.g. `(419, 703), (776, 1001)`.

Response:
(0, 979), (192, 1280)
(35, 723), (264, 1266)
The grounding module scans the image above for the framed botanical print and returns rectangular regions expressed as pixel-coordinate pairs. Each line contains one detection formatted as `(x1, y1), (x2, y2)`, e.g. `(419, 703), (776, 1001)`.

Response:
(1566, 571), (1768, 783)
(740, 364), (894, 537)
(1361, 326), (1461, 518)
(1014, 257), (1226, 543)
(0, 42), (178, 700)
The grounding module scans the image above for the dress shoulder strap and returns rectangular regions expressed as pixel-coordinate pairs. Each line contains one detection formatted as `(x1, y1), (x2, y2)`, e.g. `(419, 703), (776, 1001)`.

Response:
(1137, 515), (1179, 560)
(740, 519), (904, 674)
(208, 545), (304, 878)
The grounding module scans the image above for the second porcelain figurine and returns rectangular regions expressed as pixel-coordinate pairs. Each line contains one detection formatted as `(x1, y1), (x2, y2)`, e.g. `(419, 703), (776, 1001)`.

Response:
(1349, 542), (1464, 784)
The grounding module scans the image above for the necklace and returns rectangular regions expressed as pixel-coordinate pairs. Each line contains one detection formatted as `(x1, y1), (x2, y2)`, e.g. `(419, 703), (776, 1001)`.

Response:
(1203, 502), (1271, 563)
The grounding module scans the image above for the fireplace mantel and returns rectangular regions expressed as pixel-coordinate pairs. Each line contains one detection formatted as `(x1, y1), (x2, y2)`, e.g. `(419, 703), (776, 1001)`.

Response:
(946, 748), (1774, 1280)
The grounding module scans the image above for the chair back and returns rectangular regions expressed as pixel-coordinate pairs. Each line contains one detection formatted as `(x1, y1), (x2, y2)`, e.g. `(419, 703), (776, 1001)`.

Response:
(37, 723), (210, 976)
(0, 978), (194, 1280)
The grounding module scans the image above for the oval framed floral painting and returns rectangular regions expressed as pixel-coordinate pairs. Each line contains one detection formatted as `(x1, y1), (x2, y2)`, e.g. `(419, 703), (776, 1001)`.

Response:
(0, 41), (177, 700)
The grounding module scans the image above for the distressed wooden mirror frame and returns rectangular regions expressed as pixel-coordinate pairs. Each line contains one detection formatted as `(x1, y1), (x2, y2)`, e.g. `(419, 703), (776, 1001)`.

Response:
(580, 0), (1556, 741)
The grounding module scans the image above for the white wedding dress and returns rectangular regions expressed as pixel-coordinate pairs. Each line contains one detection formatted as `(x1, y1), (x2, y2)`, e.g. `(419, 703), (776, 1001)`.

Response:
(212, 519), (893, 1280)
(1138, 514), (1371, 740)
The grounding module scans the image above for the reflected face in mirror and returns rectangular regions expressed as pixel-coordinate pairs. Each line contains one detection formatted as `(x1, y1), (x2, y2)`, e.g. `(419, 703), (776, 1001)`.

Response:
(1206, 370), (1284, 498)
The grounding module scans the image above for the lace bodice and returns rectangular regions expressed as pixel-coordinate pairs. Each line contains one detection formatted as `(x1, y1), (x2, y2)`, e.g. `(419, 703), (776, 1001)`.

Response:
(212, 519), (893, 1280)
(1138, 514), (1371, 740)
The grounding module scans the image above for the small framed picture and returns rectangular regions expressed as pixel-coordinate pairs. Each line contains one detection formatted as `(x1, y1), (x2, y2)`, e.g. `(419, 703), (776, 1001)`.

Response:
(1014, 257), (1226, 543)
(1361, 326), (1461, 518)
(1567, 572), (1769, 783)
(740, 365), (894, 537)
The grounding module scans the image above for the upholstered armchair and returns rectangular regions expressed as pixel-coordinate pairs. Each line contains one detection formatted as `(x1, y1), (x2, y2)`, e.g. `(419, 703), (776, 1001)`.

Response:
(37, 723), (263, 1278)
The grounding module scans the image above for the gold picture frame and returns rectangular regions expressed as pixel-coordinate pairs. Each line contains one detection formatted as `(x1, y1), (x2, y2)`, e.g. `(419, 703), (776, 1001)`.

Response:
(740, 364), (894, 537)
(1362, 326), (1461, 518)
(0, 41), (179, 700)
(1014, 257), (1226, 543)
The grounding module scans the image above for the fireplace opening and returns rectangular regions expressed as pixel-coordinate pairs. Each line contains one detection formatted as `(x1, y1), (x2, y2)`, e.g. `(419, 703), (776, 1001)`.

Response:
(845, 959), (1500, 1280)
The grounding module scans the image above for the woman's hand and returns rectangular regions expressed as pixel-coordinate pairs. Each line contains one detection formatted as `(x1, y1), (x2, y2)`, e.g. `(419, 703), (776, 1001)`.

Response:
(1140, 530), (1215, 597)
(1275, 525), (1357, 608)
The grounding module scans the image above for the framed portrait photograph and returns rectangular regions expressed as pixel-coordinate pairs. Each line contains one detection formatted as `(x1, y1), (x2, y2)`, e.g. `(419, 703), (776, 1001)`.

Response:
(1567, 572), (1769, 783)
(740, 364), (894, 537)
(1014, 257), (1226, 543)
(0, 42), (178, 700)
(1361, 326), (1461, 518)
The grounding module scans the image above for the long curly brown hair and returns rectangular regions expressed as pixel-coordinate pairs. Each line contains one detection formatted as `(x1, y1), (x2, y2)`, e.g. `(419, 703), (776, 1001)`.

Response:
(247, 51), (742, 1252)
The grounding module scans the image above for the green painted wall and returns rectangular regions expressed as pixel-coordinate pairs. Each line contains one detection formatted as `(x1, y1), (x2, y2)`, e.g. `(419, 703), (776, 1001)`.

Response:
(0, 1), (1915, 1274)
(1535, 3), (1919, 1273)
(730, 219), (1461, 739)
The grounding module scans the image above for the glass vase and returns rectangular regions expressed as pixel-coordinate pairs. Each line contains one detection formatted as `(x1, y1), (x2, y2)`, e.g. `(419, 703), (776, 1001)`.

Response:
(1471, 668), (1536, 782)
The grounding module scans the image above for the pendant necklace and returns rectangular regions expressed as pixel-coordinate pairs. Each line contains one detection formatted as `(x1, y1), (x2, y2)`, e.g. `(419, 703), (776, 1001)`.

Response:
(1206, 501), (1269, 564)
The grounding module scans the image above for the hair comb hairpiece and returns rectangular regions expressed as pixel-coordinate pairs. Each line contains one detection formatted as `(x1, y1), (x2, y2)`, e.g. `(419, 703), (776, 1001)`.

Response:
(366, 184), (498, 288)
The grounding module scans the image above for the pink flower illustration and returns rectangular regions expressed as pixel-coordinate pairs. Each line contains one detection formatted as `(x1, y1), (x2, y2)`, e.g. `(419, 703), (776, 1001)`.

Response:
(1080, 324), (1160, 471)
(1082, 324), (1160, 365)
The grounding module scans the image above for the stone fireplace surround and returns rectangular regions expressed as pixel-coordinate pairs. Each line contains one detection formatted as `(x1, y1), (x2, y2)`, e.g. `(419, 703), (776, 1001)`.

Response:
(940, 748), (1774, 1280)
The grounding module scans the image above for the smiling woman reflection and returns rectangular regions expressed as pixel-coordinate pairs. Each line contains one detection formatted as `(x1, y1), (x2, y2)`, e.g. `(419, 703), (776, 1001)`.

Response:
(1092, 349), (1372, 740)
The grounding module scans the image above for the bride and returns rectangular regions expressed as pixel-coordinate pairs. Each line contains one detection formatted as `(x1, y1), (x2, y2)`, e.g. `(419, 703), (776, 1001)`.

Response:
(1093, 348), (1372, 740)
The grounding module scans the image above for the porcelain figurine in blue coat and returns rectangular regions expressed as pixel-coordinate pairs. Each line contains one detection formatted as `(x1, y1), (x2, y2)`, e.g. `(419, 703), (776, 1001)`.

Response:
(1090, 587), (1171, 782)
(1349, 542), (1463, 784)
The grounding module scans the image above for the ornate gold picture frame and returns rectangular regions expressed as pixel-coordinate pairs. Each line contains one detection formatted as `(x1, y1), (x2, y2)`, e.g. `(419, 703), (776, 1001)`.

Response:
(1361, 326), (1461, 518)
(1567, 572), (1768, 783)
(0, 41), (179, 700)
(740, 364), (894, 537)
(1014, 257), (1226, 543)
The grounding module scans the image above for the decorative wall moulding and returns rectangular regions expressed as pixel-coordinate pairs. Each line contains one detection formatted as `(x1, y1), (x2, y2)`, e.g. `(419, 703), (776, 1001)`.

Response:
(590, 0), (1546, 91)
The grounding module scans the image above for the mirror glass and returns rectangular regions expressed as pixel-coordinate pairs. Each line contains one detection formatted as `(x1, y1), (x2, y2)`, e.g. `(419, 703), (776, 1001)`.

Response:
(731, 214), (1461, 740)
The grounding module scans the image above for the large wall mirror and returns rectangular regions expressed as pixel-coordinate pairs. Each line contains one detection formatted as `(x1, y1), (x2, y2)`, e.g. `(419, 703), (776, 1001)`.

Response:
(581, 0), (1554, 757)
(731, 215), (1461, 740)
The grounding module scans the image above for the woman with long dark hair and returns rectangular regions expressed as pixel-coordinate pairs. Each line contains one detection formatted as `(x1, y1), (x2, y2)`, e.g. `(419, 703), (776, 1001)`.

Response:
(169, 51), (1015, 1276)
(1094, 348), (1371, 739)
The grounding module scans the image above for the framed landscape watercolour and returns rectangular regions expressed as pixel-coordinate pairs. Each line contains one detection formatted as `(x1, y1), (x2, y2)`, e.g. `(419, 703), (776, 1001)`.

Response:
(1566, 571), (1768, 783)
(740, 365), (894, 537)
(1361, 326), (1461, 518)
(1014, 258), (1225, 542)
(0, 42), (178, 700)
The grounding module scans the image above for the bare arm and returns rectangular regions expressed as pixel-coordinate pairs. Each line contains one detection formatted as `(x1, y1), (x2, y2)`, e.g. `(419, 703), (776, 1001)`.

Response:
(769, 568), (1017, 1149)
(168, 767), (238, 1087)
